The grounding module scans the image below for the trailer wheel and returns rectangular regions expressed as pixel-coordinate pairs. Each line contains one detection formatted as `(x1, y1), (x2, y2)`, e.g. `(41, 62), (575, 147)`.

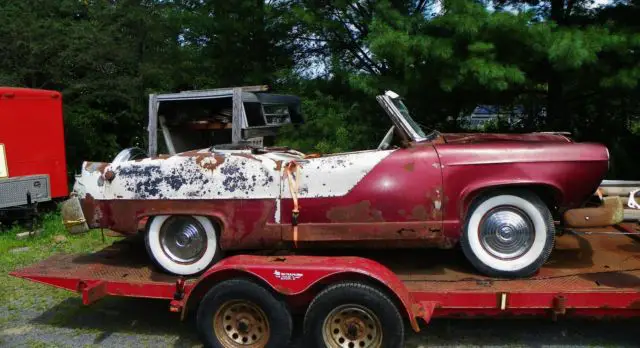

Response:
(196, 279), (292, 348)
(461, 190), (555, 278)
(304, 282), (404, 348)
(145, 215), (221, 275)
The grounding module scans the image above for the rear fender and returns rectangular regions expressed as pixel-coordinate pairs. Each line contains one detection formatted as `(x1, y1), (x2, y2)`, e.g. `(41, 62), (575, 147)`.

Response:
(182, 254), (423, 331)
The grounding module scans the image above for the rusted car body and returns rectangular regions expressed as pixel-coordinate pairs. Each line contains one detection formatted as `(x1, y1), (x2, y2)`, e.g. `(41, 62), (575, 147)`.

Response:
(63, 91), (611, 277)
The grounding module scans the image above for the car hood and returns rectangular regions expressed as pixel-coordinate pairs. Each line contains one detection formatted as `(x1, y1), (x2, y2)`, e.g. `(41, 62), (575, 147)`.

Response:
(441, 132), (572, 144)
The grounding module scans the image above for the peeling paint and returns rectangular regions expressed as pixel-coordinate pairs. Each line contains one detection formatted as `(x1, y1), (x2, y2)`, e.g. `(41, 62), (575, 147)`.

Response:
(275, 198), (281, 223)
(75, 149), (394, 203)
(326, 201), (384, 223)
(195, 154), (224, 172)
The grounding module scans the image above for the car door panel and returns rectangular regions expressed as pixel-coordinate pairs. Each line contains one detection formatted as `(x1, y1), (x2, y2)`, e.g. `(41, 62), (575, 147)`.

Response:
(279, 146), (444, 247)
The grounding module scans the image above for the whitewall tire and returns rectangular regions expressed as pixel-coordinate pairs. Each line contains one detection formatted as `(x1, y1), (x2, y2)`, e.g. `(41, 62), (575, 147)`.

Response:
(145, 215), (221, 275)
(461, 191), (555, 278)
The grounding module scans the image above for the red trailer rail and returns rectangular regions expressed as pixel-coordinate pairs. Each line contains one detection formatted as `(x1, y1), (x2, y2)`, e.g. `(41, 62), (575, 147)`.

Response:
(10, 228), (640, 347)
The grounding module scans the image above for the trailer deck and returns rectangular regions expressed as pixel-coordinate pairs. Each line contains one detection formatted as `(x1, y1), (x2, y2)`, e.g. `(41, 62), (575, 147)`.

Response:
(11, 227), (640, 322)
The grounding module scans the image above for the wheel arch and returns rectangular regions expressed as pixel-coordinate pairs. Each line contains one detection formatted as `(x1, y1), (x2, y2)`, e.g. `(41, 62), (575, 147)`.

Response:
(460, 182), (563, 221)
(138, 213), (226, 238)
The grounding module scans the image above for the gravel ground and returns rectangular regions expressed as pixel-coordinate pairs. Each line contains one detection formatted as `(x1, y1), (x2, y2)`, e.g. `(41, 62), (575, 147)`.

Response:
(1, 294), (639, 347)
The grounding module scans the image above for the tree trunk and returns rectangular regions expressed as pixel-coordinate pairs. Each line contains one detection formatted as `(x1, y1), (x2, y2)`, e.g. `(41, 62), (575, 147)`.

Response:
(547, 0), (567, 130)
(546, 72), (566, 130)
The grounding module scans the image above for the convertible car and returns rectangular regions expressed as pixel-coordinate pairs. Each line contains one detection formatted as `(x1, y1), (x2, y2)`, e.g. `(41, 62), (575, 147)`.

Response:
(62, 91), (612, 277)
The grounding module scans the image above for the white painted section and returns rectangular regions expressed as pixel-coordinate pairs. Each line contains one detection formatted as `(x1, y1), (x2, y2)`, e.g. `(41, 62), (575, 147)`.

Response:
(73, 148), (395, 203)
(102, 153), (281, 200)
(281, 150), (395, 199)
(0, 144), (7, 178)
(73, 163), (104, 199)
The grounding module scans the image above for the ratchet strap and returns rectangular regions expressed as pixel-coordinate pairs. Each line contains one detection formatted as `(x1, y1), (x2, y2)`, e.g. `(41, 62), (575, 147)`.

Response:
(285, 161), (301, 248)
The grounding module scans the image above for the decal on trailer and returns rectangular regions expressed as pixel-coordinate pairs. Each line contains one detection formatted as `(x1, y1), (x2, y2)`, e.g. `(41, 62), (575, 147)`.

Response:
(273, 270), (303, 281)
(0, 144), (7, 178)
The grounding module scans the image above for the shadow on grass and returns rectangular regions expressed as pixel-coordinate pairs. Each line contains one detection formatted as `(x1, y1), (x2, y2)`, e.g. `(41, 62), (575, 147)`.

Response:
(31, 296), (200, 347)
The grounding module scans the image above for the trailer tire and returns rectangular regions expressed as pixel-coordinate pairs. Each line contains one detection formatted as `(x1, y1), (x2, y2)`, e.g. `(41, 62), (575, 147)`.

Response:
(196, 279), (292, 348)
(461, 190), (555, 278)
(303, 281), (404, 348)
(145, 215), (221, 276)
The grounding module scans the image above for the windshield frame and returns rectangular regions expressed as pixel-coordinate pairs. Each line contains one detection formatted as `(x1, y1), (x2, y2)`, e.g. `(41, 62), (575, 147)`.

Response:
(376, 91), (438, 143)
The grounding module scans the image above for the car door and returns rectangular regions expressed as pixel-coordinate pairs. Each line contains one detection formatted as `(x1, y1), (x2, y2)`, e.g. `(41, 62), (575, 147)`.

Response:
(278, 92), (444, 247)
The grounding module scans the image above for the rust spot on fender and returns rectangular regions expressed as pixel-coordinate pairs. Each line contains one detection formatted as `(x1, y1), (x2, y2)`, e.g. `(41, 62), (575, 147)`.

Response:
(409, 206), (428, 220)
(428, 186), (444, 220)
(195, 154), (225, 172)
(404, 162), (415, 172)
(287, 222), (444, 246)
(629, 300), (640, 309)
(326, 201), (384, 223)
(437, 235), (456, 249)
(177, 149), (206, 157)
(79, 193), (101, 228)
(233, 153), (261, 162)
(274, 160), (283, 171)
(103, 170), (116, 182)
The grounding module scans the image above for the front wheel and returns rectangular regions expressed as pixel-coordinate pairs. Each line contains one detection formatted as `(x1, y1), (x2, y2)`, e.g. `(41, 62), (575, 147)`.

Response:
(145, 215), (221, 275)
(461, 190), (555, 278)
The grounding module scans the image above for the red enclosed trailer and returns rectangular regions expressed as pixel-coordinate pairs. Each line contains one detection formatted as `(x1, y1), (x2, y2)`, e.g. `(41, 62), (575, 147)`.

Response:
(10, 224), (640, 348)
(0, 87), (68, 214)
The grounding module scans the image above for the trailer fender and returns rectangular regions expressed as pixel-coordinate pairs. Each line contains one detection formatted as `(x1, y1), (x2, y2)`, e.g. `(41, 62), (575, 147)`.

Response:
(181, 254), (426, 332)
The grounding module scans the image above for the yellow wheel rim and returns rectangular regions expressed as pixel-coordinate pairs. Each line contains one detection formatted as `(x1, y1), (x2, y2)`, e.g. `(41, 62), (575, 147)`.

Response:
(322, 304), (383, 348)
(213, 300), (270, 347)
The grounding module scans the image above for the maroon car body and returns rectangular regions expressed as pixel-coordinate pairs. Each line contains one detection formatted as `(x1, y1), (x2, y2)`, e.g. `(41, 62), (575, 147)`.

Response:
(62, 91), (610, 276)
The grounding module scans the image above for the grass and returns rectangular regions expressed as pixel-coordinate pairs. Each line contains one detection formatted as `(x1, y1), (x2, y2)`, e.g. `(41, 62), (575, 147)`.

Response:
(0, 212), (201, 347)
(0, 211), (119, 314)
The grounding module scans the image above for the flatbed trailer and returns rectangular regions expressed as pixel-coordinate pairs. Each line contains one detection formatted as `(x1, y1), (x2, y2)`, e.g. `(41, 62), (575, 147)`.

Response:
(10, 226), (640, 348)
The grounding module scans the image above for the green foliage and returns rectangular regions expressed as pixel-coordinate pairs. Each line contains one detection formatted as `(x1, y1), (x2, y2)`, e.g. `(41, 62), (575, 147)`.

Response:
(0, 0), (639, 179)
(277, 93), (375, 153)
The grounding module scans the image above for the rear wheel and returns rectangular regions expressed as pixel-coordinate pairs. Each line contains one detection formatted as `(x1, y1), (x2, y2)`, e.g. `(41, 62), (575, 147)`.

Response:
(304, 282), (404, 348)
(196, 279), (293, 348)
(145, 215), (221, 275)
(461, 190), (555, 278)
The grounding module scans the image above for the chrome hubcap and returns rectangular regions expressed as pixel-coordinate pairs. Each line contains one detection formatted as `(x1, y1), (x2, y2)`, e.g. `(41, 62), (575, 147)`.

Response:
(160, 217), (207, 264)
(479, 206), (534, 260)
